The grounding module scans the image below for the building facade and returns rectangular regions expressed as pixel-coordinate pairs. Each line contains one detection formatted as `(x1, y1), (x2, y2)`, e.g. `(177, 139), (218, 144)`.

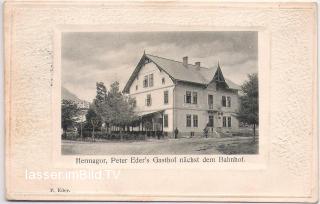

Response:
(123, 53), (240, 137)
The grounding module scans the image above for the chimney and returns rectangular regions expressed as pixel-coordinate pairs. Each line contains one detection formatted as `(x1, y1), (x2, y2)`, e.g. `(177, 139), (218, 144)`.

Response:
(195, 62), (201, 70)
(183, 56), (188, 67)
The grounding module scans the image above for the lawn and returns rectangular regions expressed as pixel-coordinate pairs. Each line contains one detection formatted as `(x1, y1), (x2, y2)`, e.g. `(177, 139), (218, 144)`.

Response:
(62, 136), (258, 155)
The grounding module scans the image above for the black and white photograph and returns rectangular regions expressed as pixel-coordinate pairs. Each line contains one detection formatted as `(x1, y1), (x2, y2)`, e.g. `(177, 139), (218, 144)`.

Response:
(4, 1), (318, 202)
(61, 31), (259, 155)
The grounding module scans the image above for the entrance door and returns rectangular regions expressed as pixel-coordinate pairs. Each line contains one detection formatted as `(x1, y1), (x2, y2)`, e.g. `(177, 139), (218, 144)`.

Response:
(208, 115), (214, 132)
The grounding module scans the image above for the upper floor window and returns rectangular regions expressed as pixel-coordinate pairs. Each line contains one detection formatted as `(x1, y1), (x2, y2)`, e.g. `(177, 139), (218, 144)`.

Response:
(185, 91), (192, 104)
(146, 94), (152, 106)
(227, 96), (231, 107)
(143, 76), (148, 88)
(162, 77), (165, 85)
(192, 92), (198, 104)
(163, 114), (168, 128)
(149, 74), (154, 87)
(193, 115), (198, 127)
(208, 94), (213, 109)
(164, 90), (169, 104)
(186, 114), (192, 127)
(222, 96), (226, 107)
(135, 85), (138, 90)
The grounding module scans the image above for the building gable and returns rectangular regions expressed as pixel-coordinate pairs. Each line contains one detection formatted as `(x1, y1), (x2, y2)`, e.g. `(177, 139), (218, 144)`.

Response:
(124, 54), (174, 94)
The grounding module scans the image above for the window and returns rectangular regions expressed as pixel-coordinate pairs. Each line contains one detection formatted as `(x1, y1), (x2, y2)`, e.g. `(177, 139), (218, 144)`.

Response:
(192, 92), (198, 104)
(149, 74), (154, 87)
(222, 96), (226, 107)
(163, 114), (168, 127)
(227, 96), (231, 107)
(146, 94), (152, 106)
(186, 114), (192, 127)
(185, 91), (192, 104)
(143, 76), (148, 88)
(162, 77), (165, 85)
(132, 99), (137, 108)
(208, 115), (214, 127)
(193, 115), (198, 127)
(223, 116), (227, 127)
(228, 117), (231, 127)
(164, 90), (169, 104)
(135, 85), (138, 90)
(208, 94), (213, 109)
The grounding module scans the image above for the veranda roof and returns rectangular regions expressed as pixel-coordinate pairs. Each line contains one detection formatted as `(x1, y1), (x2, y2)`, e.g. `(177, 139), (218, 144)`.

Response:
(136, 110), (164, 118)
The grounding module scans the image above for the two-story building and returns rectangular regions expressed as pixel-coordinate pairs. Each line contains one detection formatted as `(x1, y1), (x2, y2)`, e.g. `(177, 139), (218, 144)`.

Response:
(123, 52), (240, 137)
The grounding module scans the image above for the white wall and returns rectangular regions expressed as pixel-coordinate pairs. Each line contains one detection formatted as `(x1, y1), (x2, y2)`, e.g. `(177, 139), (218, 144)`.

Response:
(128, 62), (175, 131)
(173, 82), (240, 133)
(128, 62), (240, 134)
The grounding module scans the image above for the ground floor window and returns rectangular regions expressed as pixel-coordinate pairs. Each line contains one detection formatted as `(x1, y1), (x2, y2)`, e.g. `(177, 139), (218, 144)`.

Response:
(193, 115), (198, 127)
(208, 115), (214, 127)
(228, 116), (231, 127)
(223, 116), (227, 127)
(163, 114), (168, 128)
(186, 114), (192, 127)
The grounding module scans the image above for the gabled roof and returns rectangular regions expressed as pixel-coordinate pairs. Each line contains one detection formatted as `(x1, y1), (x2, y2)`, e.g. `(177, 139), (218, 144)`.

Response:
(123, 53), (240, 93)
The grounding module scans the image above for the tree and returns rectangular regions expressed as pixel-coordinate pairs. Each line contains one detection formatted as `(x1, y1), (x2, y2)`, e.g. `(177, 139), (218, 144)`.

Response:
(85, 104), (102, 141)
(95, 82), (107, 104)
(93, 82), (109, 132)
(61, 99), (80, 138)
(92, 81), (138, 140)
(107, 81), (137, 139)
(236, 73), (259, 142)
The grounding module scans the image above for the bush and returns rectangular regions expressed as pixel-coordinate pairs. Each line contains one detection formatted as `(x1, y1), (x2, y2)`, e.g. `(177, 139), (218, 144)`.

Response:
(63, 129), (164, 142)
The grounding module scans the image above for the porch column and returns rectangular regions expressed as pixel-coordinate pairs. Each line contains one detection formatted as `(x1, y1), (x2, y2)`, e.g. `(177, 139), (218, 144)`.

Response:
(161, 113), (164, 132)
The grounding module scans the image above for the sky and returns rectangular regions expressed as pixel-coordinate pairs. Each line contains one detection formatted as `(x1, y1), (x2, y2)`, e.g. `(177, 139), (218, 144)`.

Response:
(62, 31), (258, 101)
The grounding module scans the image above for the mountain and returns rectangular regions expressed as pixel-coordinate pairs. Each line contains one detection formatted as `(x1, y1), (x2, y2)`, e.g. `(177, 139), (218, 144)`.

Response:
(62, 86), (82, 103)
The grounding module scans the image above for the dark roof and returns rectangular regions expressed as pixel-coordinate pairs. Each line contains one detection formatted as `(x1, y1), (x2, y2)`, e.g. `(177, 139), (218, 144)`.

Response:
(123, 53), (240, 93)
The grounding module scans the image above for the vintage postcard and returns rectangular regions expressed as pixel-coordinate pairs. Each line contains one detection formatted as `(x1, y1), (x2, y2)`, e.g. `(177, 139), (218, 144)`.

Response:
(4, 1), (318, 202)
(61, 31), (259, 156)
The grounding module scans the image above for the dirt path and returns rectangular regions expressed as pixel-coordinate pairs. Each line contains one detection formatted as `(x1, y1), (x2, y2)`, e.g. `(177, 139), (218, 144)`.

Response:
(62, 137), (255, 155)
